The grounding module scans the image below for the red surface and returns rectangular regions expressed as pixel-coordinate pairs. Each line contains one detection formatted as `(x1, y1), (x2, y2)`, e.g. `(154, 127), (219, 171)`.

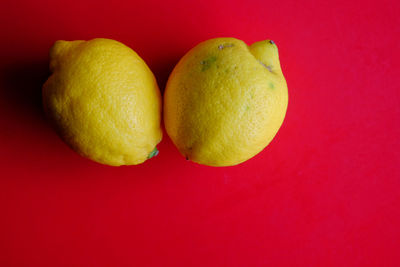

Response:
(1, 0), (400, 266)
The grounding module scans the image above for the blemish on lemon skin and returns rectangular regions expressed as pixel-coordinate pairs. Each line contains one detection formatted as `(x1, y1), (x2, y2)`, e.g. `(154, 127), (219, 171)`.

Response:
(245, 105), (250, 111)
(218, 43), (234, 50)
(269, 82), (275, 89)
(258, 60), (273, 72)
(201, 56), (217, 71)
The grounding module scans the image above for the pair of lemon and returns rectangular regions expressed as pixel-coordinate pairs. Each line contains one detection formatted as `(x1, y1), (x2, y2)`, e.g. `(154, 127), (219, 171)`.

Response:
(43, 38), (288, 167)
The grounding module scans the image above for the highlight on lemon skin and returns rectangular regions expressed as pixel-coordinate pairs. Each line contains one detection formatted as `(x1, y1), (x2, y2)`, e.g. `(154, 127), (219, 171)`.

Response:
(164, 37), (288, 167)
(42, 38), (162, 166)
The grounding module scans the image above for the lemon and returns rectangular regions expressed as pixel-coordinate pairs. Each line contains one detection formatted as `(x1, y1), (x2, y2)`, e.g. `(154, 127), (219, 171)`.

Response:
(164, 37), (288, 166)
(43, 38), (162, 166)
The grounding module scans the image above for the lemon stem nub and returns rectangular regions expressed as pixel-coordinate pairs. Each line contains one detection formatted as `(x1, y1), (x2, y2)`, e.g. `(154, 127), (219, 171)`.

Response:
(148, 147), (159, 159)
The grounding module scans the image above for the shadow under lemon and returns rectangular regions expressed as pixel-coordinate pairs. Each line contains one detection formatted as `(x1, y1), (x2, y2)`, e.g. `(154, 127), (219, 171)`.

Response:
(0, 60), (94, 170)
(1, 60), (48, 120)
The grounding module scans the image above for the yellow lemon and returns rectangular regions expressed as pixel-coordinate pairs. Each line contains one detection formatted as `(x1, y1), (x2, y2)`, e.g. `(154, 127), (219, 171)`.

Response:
(43, 38), (162, 166)
(164, 37), (288, 166)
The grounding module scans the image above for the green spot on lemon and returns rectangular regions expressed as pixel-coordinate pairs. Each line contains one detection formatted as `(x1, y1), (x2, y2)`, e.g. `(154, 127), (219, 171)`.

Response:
(269, 82), (275, 89)
(148, 147), (159, 159)
(201, 56), (217, 71)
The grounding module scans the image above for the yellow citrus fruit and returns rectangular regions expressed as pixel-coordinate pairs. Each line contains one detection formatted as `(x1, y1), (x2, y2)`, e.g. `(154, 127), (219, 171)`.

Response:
(164, 37), (288, 166)
(43, 38), (162, 166)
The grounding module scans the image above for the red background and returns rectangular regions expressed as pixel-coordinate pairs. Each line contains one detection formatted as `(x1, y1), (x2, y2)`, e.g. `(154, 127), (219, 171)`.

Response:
(1, 0), (400, 266)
